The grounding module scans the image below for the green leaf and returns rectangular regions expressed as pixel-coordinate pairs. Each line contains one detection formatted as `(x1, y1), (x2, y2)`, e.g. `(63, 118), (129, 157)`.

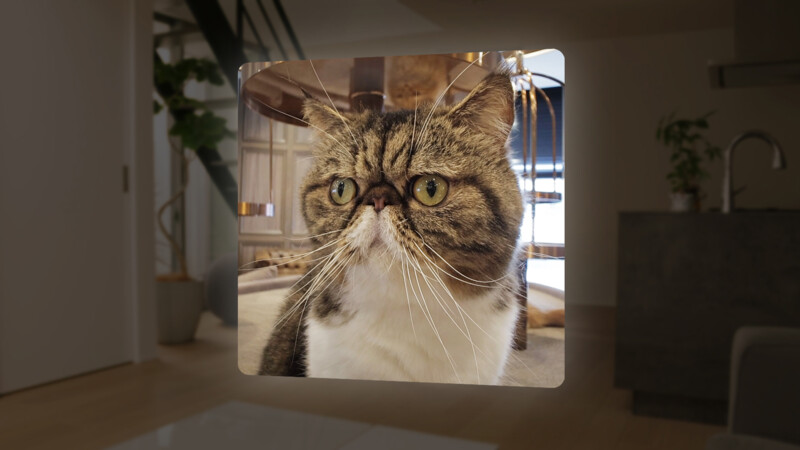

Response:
(168, 110), (234, 151)
(654, 109), (721, 198)
(166, 95), (207, 112)
(155, 55), (233, 151)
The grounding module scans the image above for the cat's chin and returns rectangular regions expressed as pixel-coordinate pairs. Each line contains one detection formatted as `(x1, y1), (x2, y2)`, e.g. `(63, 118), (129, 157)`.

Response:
(367, 235), (389, 254)
(368, 235), (383, 248)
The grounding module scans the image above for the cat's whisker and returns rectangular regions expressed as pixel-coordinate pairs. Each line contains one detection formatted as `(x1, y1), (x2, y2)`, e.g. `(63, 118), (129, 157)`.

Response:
(272, 245), (348, 330)
(377, 242), (394, 261)
(409, 252), (481, 383)
(238, 259), (273, 269)
(286, 246), (354, 364)
(409, 240), (507, 290)
(402, 250), (452, 366)
(239, 251), (333, 273)
(268, 243), (344, 267)
(384, 250), (398, 276)
(400, 258), (418, 341)
(286, 245), (346, 293)
(405, 252), (463, 319)
(279, 236), (343, 256)
(247, 96), (352, 158)
(417, 57), (483, 150)
(289, 248), (357, 362)
(289, 287), (312, 369)
(275, 246), (350, 334)
(414, 237), (512, 308)
(410, 90), (418, 151)
(282, 228), (346, 241)
(407, 252), (465, 334)
(527, 252), (563, 260)
(404, 248), (462, 383)
(308, 60), (360, 150)
(308, 249), (357, 304)
(442, 287), (539, 378)
(415, 239), (511, 285)
(414, 247), (519, 335)
(250, 239), (344, 269)
(406, 255), (522, 385)
(278, 246), (354, 338)
(419, 285), (519, 384)
(404, 253), (435, 338)
(263, 250), (338, 270)
(239, 237), (344, 270)
(419, 257), (482, 361)
(400, 228), (494, 285)
(298, 245), (356, 307)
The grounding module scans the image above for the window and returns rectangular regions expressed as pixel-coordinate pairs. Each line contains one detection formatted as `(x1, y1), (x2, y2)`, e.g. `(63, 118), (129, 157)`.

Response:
(509, 85), (565, 290)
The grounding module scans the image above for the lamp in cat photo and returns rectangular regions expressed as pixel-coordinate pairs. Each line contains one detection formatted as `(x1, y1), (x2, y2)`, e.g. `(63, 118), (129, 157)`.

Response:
(237, 117), (276, 218)
(237, 62), (278, 219)
(508, 50), (565, 259)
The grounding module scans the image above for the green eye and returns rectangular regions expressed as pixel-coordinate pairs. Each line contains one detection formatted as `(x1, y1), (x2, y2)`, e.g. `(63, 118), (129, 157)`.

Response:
(412, 175), (448, 206)
(330, 178), (357, 205)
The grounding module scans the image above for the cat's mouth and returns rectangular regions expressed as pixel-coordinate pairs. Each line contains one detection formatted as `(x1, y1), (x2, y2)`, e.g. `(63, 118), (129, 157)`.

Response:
(369, 234), (386, 249)
(348, 208), (398, 256)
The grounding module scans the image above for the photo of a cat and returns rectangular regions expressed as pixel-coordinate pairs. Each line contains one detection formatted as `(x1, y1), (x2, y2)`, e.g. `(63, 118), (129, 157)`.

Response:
(237, 51), (565, 387)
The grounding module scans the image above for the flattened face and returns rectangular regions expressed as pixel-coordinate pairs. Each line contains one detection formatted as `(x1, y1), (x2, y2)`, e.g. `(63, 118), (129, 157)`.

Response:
(300, 73), (524, 294)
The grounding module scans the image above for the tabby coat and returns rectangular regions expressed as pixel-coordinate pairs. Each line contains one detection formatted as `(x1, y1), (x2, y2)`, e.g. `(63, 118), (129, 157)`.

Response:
(259, 71), (524, 384)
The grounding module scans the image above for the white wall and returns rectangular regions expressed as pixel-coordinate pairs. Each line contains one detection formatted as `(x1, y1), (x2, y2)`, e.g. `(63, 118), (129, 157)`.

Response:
(0, 0), (155, 392)
(559, 28), (800, 305)
(128, 0), (158, 361)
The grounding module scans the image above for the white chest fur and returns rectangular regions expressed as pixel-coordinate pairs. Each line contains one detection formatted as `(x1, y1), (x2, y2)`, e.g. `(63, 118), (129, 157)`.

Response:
(305, 259), (519, 384)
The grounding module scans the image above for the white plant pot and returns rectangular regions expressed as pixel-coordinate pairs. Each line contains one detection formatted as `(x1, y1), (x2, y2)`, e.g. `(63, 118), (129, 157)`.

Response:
(669, 192), (694, 212)
(156, 279), (204, 344)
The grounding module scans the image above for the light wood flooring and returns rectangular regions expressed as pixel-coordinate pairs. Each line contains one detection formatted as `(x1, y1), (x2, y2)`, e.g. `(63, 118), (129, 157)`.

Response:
(0, 306), (723, 449)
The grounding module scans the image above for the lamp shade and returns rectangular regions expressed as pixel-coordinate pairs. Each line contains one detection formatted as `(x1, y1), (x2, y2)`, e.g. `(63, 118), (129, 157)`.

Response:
(240, 53), (508, 124)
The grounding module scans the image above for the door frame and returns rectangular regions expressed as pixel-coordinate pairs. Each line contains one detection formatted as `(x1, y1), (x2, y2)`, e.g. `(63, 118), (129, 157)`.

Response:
(123, 0), (157, 363)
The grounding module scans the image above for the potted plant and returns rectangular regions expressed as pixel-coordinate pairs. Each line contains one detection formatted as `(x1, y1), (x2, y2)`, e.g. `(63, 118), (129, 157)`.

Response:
(656, 111), (722, 212)
(153, 56), (234, 344)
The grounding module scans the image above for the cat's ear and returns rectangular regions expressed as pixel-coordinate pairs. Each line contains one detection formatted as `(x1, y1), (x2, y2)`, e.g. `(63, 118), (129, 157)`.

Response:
(302, 97), (349, 135)
(447, 72), (515, 144)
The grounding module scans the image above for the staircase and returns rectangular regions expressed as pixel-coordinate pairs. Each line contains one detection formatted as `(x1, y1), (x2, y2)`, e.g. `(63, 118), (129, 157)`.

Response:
(156, 0), (305, 215)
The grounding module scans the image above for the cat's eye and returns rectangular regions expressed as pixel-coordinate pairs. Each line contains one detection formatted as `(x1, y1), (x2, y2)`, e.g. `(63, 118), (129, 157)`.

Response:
(411, 175), (448, 206)
(330, 178), (357, 205)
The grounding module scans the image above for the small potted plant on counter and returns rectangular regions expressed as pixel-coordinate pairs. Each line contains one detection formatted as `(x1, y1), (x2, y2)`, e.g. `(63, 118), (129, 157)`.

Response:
(656, 111), (722, 212)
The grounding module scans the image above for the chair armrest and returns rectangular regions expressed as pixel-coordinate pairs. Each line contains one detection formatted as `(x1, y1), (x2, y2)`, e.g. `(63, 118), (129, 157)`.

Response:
(728, 327), (800, 445)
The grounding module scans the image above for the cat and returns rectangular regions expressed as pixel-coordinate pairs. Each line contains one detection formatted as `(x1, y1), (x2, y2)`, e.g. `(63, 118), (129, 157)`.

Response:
(258, 70), (528, 384)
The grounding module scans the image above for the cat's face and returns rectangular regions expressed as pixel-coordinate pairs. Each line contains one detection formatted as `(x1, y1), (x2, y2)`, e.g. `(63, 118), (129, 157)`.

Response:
(300, 73), (523, 294)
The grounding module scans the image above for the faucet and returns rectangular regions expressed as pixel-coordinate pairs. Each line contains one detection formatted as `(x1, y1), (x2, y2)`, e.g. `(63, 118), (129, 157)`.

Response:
(722, 130), (787, 213)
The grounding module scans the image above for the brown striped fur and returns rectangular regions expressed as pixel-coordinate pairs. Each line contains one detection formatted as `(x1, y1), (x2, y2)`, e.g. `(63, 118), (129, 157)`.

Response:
(259, 71), (526, 376)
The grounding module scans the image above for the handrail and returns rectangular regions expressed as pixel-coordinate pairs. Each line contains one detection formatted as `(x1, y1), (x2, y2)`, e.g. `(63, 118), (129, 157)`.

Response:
(236, 0), (304, 61)
(237, 0), (271, 61)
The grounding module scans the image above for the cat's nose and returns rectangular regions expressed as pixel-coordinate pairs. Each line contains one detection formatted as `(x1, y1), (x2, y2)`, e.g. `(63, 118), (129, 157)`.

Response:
(373, 196), (386, 212)
(362, 184), (401, 212)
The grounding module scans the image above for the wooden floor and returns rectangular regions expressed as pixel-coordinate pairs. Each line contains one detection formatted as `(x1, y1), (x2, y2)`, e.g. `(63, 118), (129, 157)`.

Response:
(0, 306), (723, 449)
